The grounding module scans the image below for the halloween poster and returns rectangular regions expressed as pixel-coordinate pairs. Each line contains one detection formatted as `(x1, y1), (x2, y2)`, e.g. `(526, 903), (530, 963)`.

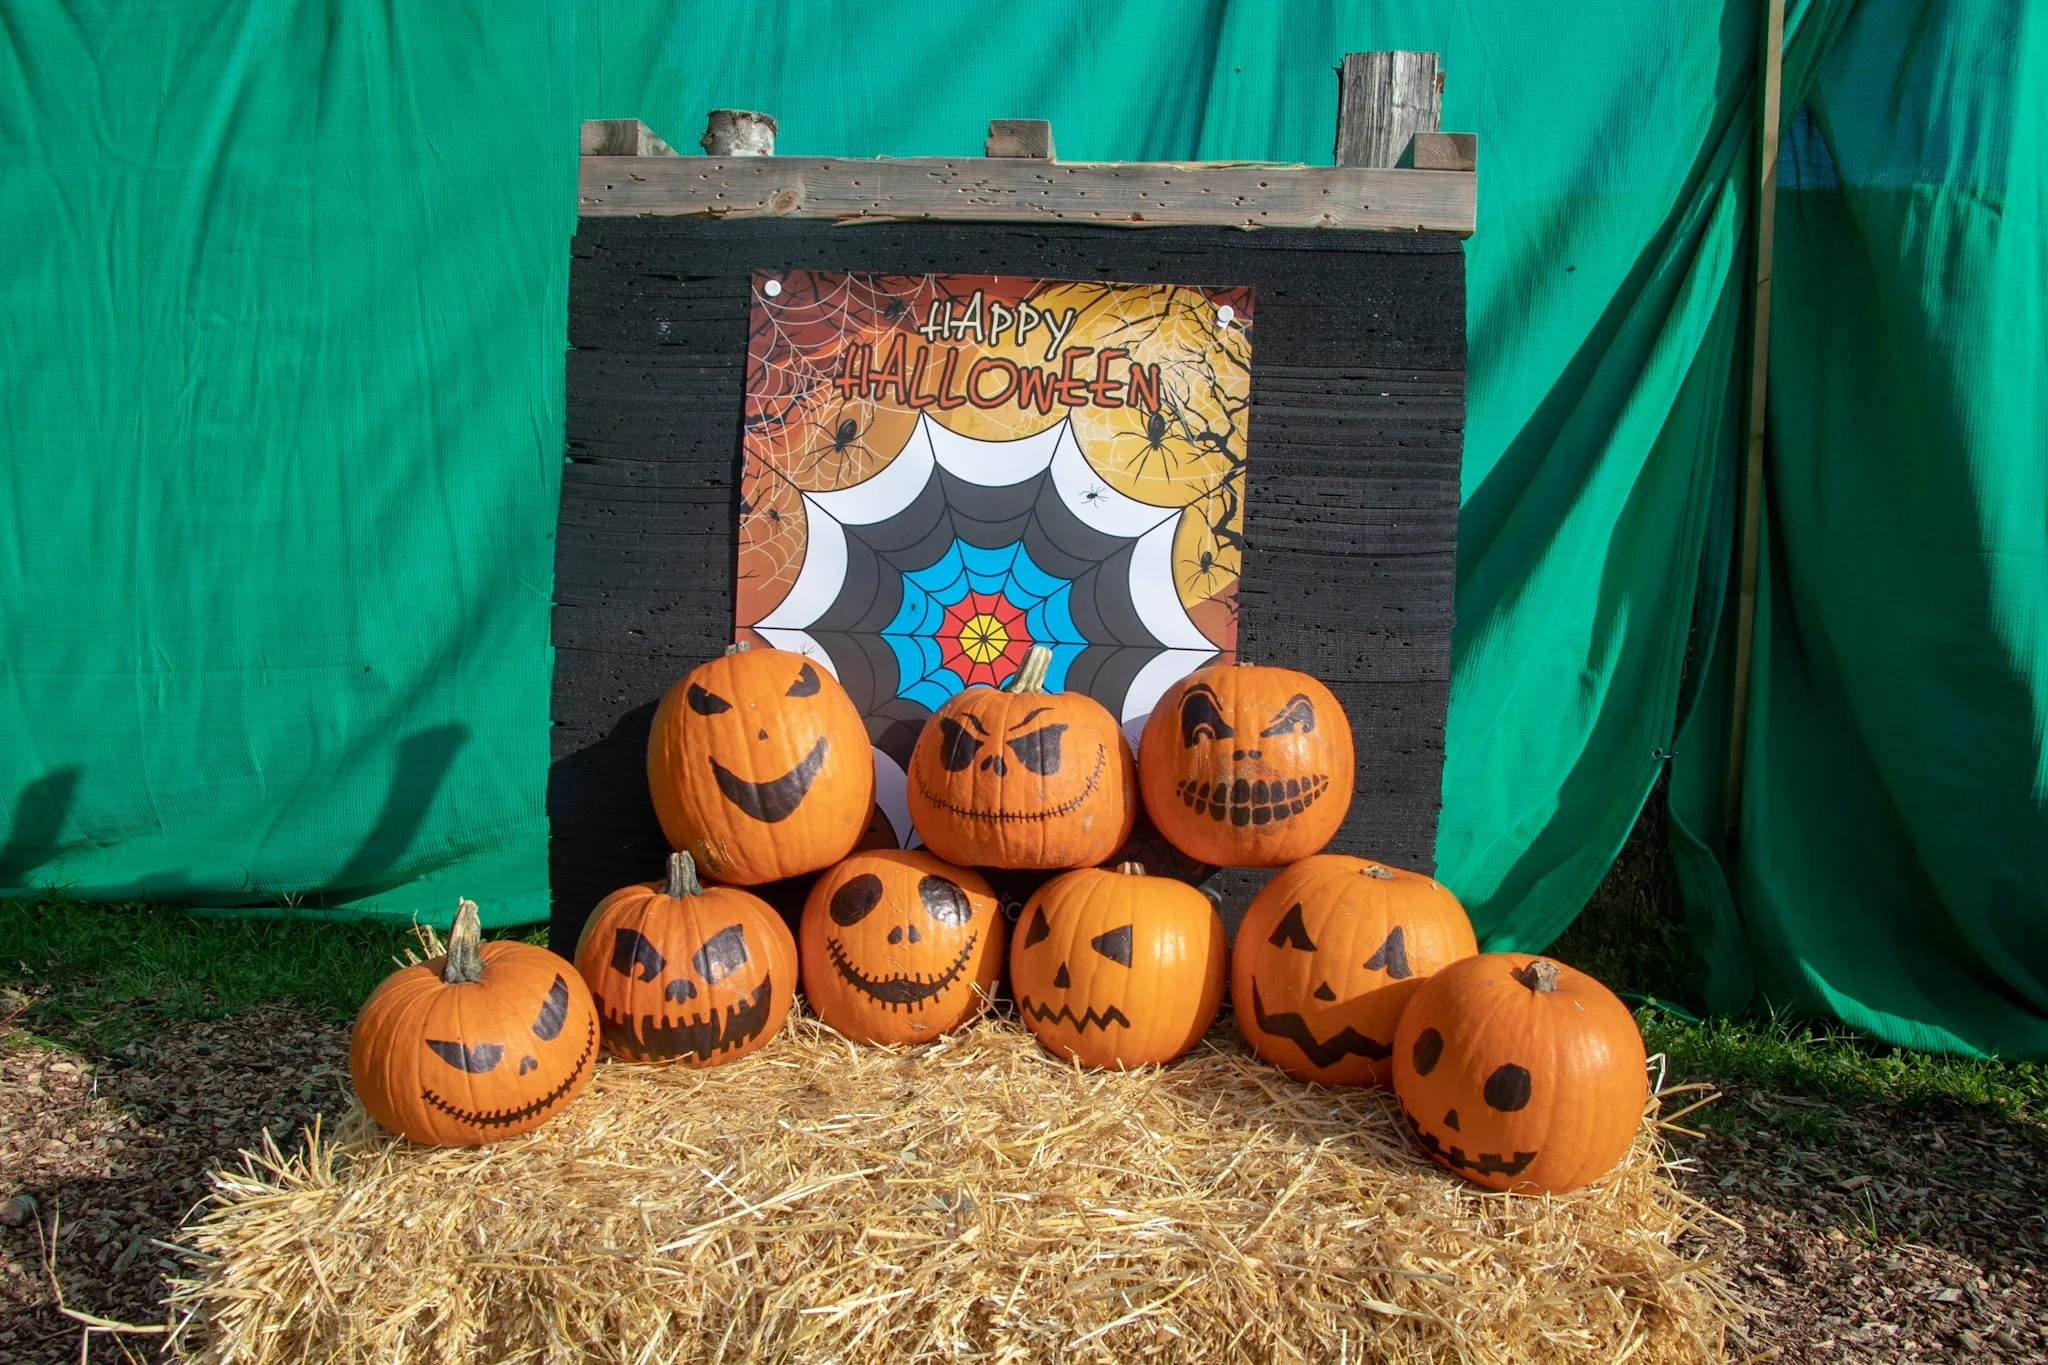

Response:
(737, 271), (1253, 848)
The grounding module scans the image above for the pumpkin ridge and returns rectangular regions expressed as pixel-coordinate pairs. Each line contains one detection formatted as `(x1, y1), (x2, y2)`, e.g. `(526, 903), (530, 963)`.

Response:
(418, 1016), (594, 1130)
(912, 742), (1106, 821)
(823, 932), (978, 1008)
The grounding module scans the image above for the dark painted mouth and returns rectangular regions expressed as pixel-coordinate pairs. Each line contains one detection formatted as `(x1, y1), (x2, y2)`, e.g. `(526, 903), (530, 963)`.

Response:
(419, 1017), (594, 1131)
(711, 737), (828, 823)
(916, 745), (1105, 821)
(1017, 993), (1131, 1033)
(1175, 773), (1330, 829)
(1249, 979), (1392, 1067)
(826, 933), (977, 1008)
(1403, 1109), (1537, 1178)
(601, 977), (776, 1062)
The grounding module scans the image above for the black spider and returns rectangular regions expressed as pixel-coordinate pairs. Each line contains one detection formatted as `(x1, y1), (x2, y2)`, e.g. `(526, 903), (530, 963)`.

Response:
(1181, 545), (1230, 596)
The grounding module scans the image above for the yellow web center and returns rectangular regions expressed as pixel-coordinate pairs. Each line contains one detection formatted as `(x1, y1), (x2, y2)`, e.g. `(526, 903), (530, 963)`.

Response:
(958, 614), (1009, 665)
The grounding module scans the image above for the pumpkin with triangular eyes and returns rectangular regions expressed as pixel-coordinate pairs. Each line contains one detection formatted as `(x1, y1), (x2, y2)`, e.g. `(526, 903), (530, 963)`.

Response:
(1233, 855), (1476, 1088)
(799, 849), (1003, 1045)
(1392, 954), (1647, 1193)
(574, 852), (796, 1065)
(350, 899), (599, 1146)
(1009, 862), (1225, 1068)
(647, 643), (874, 885)
(1138, 662), (1354, 866)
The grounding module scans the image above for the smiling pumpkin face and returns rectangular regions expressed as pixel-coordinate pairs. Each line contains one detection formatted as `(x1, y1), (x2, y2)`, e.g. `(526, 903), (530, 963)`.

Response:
(647, 644), (875, 885)
(1138, 663), (1354, 866)
(799, 849), (1003, 1045)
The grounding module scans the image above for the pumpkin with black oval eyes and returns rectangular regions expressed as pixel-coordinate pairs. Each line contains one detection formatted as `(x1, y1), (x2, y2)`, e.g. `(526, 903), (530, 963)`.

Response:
(907, 646), (1136, 870)
(1233, 855), (1477, 1088)
(1138, 662), (1354, 866)
(799, 849), (1002, 1045)
(574, 851), (796, 1066)
(1392, 954), (1647, 1193)
(1009, 862), (1224, 1068)
(647, 643), (874, 885)
(350, 899), (599, 1146)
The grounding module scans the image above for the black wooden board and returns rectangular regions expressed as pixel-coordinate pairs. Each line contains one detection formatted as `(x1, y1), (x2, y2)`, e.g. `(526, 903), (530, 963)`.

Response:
(550, 220), (1463, 956)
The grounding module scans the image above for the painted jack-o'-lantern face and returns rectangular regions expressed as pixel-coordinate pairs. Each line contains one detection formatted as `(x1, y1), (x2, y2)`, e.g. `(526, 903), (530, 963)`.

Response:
(1138, 663), (1355, 867)
(799, 849), (1003, 1045)
(1392, 954), (1648, 1193)
(908, 646), (1136, 870)
(350, 899), (600, 1146)
(575, 852), (797, 1066)
(1009, 863), (1225, 1068)
(1232, 855), (1477, 1088)
(647, 644), (875, 885)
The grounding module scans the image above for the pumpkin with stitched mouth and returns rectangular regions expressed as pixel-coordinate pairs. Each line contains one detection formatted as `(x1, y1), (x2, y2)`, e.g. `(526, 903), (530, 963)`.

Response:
(1232, 855), (1476, 1088)
(907, 646), (1136, 870)
(799, 849), (1002, 1045)
(647, 643), (874, 885)
(350, 899), (599, 1146)
(1009, 862), (1224, 1068)
(1392, 953), (1647, 1193)
(1138, 662), (1354, 866)
(574, 851), (796, 1065)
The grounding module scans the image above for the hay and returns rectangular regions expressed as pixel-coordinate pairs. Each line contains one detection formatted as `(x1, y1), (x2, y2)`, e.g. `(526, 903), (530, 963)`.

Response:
(169, 1014), (1737, 1364)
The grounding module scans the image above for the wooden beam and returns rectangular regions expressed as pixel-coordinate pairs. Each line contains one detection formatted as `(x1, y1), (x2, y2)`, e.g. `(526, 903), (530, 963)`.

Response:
(577, 156), (1475, 234)
(1724, 0), (1788, 845)
(580, 119), (677, 157)
(1336, 52), (1442, 168)
(1398, 131), (1476, 172)
(986, 119), (1055, 159)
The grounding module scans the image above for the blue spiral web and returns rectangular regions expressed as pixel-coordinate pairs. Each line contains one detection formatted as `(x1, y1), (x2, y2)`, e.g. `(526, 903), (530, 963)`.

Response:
(882, 539), (1086, 712)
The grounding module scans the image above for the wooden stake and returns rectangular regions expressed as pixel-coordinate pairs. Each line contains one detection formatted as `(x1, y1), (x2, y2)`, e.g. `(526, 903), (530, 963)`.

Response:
(1335, 52), (1442, 169)
(985, 120), (1055, 159)
(1723, 0), (1788, 846)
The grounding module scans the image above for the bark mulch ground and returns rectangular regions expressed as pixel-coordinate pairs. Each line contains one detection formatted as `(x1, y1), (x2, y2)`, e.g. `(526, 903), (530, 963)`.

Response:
(2, 999), (2044, 1363)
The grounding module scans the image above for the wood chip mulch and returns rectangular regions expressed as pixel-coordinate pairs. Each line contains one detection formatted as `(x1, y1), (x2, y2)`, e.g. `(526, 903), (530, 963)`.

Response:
(2, 1001), (2044, 1363)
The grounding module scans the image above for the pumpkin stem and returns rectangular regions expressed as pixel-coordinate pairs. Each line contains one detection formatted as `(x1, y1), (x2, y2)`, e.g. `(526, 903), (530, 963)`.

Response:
(1115, 861), (1147, 876)
(724, 640), (751, 655)
(1005, 645), (1053, 694)
(1512, 959), (1562, 993)
(443, 898), (485, 984)
(664, 850), (704, 898)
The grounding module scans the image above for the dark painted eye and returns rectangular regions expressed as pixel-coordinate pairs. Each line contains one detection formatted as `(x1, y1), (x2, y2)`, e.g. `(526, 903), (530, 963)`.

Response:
(1090, 924), (1133, 967)
(787, 662), (821, 696)
(688, 683), (731, 715)
(1267, 903), (1316, 951)
(425, 1039), (503, 1073)
(610, 927), (666, 982)
(1484, 1063), (1532, 1112)
(1022, 905), (1051, 947)
(936, 717), (984, 771)
(918, 875), (972, 925)
(693, 923), (750, 984)
(1005, 723), (1066, 776)
(1259, 694), (1317, 737)
(531, 976), (569, 1039)
(1363, 926), (1412, 979)
(1178, 684), (1234, 746)
(830, 873), (885, 926)
(1411, 1027), (1443, 1076)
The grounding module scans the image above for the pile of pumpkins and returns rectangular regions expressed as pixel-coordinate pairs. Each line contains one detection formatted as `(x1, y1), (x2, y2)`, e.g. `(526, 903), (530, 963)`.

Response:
(350, 644), (1647, 1194)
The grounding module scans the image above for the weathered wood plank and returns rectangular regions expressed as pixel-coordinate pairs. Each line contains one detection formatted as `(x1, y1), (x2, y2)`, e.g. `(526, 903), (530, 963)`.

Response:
(1399, 131), (1477, 172)
(1336, 51), (1442, 169)
(580, 119), (677, 157)
(576, 156), (1475, 236)
(985, 119), (1055, 159)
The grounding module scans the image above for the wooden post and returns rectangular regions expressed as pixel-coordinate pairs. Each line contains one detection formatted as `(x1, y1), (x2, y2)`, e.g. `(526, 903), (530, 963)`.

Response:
(1335, 51), (1442, 168)
(580, 119), (677, 157)
(700, 109), (777, 156)
(985, 119), (1055, 159)
(1724, 0), (1788, 846)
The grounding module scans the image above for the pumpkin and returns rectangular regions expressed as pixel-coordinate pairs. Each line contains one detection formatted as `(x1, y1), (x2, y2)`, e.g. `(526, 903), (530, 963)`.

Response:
(1009, 862), (1225, 1068)
(906, 646), (1136, 870)
(1137, 662), (1354, 866)
(646, 643), (874, 885)
(574, 851), (796, 1065)
(799, 849), (1003, 1045)
(350, 899), (598, 1146)
(1391, 954), (1647, 1193)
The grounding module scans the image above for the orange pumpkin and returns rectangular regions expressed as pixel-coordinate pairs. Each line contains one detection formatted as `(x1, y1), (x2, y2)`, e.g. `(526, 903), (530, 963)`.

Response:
(647, 644), (874, 885)
(1391, 954), (1647, 1193)
(799, 849), (1003, 1045)
(350, 899), (598, 1146)
(1009, 862), (1225, 1068)
(907, 646), (1136, 869)
(1233, 856), (1476, 1088)
(1138, 662), (1354, 866)
(574, 852), (796, 1065)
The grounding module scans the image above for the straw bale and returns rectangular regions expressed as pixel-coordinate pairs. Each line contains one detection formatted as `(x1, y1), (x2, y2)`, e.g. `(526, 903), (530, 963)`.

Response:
(169, 1014), (1736, 1363)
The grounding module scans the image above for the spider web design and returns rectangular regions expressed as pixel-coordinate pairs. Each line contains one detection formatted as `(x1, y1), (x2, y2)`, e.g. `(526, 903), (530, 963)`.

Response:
(885, 542), (1085, 706)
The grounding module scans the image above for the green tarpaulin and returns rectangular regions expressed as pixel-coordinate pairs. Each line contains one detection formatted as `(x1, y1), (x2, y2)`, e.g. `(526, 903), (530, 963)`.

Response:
(4, 1), (2042, 1056)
